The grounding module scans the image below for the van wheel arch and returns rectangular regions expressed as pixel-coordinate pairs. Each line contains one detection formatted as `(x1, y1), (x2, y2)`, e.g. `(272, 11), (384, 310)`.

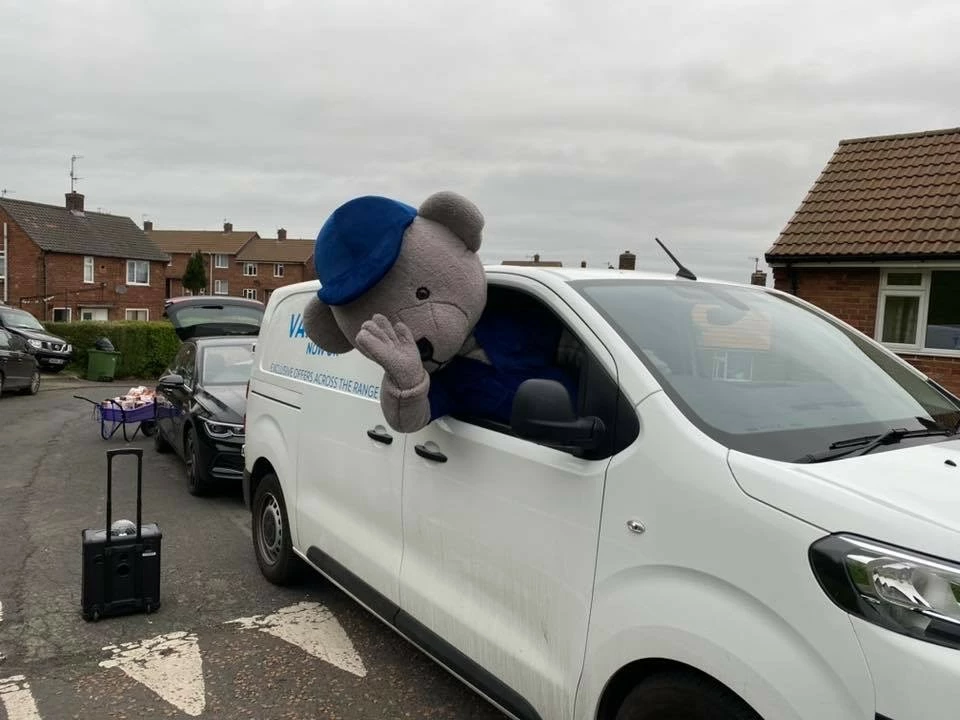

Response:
(248, 458), (276, 510)
(595, 659), (760, 720)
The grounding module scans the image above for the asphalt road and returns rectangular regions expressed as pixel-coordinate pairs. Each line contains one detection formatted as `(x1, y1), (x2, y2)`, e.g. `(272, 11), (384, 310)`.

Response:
(0, 382), (506, 720)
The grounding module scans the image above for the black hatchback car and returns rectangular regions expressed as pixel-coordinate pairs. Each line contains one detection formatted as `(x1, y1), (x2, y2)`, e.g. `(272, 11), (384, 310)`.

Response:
(0, 327), (41, 397)
(0, 304), (73, 371)
(153, 297), (263, 495)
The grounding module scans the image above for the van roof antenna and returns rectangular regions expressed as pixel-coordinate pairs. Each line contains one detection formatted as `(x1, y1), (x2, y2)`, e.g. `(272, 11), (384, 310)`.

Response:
(655, 237), (697, 281)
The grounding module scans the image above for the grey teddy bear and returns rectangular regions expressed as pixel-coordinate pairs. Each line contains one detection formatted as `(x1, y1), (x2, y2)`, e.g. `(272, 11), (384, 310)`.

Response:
(303, 190), (577, 434)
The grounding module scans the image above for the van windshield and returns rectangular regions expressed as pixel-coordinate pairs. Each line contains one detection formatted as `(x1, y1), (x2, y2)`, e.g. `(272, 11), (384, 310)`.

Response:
(573, 279), (960, 462)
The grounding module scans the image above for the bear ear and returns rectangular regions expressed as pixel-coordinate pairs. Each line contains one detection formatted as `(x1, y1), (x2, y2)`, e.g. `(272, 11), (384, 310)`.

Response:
(418, 191), (484, 253)
(303, 296), (354, 353)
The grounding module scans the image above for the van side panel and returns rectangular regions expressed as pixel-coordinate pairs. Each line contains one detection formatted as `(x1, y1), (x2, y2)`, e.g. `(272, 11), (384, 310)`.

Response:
(253, 284), (407, 606)
(575, 392), (874, 720)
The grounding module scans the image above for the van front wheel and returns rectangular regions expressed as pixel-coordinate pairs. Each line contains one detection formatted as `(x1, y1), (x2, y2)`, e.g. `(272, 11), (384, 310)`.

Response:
(615, 671), (760, 720)
(252, 473), (302, 585)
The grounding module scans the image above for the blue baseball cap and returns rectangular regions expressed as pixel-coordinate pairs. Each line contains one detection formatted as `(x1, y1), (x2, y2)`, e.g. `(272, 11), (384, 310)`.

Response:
(313, 196), (418, 306)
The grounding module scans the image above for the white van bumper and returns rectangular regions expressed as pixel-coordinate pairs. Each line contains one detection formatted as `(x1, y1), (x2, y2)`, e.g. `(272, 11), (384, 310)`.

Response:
(851, 617), (960, 720)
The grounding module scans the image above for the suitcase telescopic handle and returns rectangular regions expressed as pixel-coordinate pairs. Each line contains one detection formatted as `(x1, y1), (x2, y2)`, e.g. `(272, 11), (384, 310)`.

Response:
(105, 448), (143, 544)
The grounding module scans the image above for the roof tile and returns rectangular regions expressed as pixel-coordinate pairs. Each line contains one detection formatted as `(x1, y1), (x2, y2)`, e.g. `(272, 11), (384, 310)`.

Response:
(147, 230), (258, 255)
(0, 198), (168, 261)
(767, 127), (960, 261)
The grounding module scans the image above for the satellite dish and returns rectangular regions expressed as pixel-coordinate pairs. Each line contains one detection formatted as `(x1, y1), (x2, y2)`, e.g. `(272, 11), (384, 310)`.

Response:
(115, 285), (127, 295)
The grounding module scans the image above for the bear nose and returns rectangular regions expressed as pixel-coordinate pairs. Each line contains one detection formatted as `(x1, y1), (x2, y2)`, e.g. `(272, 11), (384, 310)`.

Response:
(416, 338), (434, 362)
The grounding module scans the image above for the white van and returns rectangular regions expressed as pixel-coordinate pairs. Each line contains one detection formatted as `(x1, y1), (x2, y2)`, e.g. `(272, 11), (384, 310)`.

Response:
(243, 265), (960, 720)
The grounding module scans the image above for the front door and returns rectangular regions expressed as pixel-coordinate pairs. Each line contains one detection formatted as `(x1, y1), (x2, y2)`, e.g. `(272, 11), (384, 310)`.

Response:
(156, 342), (197, 452)
(397, 280), (635, 720)
(0, 329), (28, 387)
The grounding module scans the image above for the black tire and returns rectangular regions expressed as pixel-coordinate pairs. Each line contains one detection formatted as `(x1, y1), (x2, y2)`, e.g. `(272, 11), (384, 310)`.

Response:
(252, 473), (303, 585)
(615, 671), (761, 720)
(154, 424), (172, 453)
(184, 426), (209, 496)
(20, 368), (40, 395)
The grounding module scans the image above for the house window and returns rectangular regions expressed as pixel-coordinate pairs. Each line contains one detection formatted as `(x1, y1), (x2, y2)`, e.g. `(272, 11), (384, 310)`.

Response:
(243, 289), (257, 300)
(877, 270), (960, 352)
(274, 263), (284, 278)
(80, 308), (109, 322)
(83, 256), (94, 283)
(52, 307), (71, 322)
(126, 260), (150, 285)
(214, 280), (228, 295)
(214, 254), (229, 269)
(0, 251), (5, 279)
(125, 308), (149, 321)
(243, 263), (258, 276)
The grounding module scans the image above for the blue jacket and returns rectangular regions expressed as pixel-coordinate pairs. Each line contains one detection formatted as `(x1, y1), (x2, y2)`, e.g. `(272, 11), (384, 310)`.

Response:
(427, 307), (579, 425)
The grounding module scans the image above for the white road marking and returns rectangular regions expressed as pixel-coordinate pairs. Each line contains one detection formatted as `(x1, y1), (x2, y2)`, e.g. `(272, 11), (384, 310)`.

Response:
(0, 675), (42, 720)
(99, 631), (205, 716)
(227, 601), (367, 677)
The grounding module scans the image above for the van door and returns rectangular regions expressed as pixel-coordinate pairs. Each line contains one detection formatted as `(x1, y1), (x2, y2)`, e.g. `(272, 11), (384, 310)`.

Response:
(288, 309), (408, 607)
(396, 281), (637, 720)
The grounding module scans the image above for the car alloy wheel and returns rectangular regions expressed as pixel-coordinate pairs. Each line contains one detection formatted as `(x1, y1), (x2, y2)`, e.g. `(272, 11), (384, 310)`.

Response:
(184, 427), (207, 496)
(29, 369), (40, 395)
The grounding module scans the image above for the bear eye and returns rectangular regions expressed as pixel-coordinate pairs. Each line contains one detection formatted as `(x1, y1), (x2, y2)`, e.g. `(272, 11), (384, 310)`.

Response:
(416, 287), (430, 300)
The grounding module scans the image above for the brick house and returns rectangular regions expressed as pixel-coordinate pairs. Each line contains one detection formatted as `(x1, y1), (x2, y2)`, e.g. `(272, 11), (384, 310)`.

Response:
(146, 221), (259, 298)
(765, 126), (960, 395)
(0, 192), (169, 322)
(233, 228), (316, 304)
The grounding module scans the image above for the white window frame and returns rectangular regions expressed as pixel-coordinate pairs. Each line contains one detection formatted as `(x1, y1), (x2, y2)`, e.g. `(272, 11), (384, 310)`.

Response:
(52, 307), (71, 322)
(875, 268), (960, 357)
(243, 288), (257, 300)
(83, 256), (94, 283)
(243, 262), (258, 277)
(125, 308), (149, 321)
(214, 279), (228, 295)
(0, 251), (5, 281)
(273, 263), (284, 278)
(214, 253), (229, 269)
(126, 260), (150, 286)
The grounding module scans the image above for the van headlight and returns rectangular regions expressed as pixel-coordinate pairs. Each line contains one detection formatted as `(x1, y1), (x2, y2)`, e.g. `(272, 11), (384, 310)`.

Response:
(199, 417), (244, 439)
(810, 534), (960, 649)
(27, 339), (41, 350)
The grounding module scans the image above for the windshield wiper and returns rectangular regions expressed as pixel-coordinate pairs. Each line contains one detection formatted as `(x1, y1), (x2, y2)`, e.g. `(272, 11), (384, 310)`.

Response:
(796, 427), (956, 464)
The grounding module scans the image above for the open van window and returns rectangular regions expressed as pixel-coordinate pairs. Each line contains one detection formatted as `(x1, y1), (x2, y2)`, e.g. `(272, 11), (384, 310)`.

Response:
(573, 278), (960, 462)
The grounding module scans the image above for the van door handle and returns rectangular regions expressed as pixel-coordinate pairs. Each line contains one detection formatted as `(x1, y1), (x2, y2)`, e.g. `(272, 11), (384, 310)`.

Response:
(366, 427), (393, 445)
(415, 443), (447, 463)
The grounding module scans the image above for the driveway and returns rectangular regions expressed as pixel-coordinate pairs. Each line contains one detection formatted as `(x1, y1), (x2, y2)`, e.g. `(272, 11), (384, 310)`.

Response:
(0, 383), (505, 719)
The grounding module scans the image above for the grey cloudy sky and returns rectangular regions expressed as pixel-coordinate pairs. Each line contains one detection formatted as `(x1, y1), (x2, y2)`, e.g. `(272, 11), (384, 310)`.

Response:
(2, 0), (958, 282)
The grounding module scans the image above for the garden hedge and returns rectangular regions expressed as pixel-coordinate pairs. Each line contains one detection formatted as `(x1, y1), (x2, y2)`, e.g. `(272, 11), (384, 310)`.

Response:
(42, 321), (181, 380)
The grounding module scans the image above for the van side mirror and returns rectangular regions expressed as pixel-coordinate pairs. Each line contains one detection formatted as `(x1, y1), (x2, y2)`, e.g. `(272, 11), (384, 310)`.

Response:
(511, 379), (605, 451)
(157, 373), (185, 391)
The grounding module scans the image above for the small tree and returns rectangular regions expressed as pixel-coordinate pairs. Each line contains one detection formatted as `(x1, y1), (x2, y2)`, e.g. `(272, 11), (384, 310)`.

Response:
(182, 250), (207, 295)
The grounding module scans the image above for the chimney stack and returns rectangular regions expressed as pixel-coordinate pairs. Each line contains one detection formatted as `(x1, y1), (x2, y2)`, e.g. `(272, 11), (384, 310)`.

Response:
(65, 191), (85, 213)
(223, 221), (233, 232)
(143, 220), (153, 231)
(618, 250), (636, 270)
(277, 228), (287, 241)
(533, 253), (541, 263)
(751, 270), (768, 286)
(580, 260), (587, 268)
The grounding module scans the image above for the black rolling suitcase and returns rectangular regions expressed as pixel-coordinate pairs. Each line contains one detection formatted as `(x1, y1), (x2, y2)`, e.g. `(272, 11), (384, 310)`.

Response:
(81, 447), (162, 621)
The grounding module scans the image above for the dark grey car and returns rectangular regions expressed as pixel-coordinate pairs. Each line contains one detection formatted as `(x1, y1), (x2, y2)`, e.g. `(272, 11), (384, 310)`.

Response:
(0, 328), (40, 397)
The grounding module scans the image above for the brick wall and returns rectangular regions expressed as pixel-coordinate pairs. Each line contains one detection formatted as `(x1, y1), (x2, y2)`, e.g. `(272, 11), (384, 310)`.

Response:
(166, 251), (240, 297)
(40, 254), (166, 321)
(772, 267), (880, 335)
(0, 210), (43, 307)
(773, 266), (960, 396)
